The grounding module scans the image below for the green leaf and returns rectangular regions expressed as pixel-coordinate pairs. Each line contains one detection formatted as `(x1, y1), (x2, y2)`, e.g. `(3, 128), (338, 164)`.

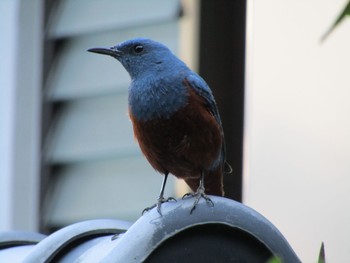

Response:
(266, 257), (282, 263)
(321, 0), (350, 42)
(318, 242), (326, 263)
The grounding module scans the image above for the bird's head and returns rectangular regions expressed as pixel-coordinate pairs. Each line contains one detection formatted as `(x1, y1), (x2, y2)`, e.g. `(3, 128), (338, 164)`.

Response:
(88, 38), (178, 79)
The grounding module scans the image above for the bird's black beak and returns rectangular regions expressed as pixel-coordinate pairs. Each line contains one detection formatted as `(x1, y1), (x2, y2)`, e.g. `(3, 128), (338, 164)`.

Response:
(87, 47), (122, 58)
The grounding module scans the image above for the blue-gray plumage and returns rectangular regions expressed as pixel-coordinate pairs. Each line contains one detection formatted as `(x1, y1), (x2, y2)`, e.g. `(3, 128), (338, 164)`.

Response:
(88, 38), (229, 213)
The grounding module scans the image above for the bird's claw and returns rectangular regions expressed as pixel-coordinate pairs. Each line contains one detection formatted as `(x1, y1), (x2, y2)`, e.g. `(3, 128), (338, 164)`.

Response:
(142, 197), (177, 215)
(111, 233), (120, 241)
(183, 188), (214, 214)
(182, 192), (193, 199)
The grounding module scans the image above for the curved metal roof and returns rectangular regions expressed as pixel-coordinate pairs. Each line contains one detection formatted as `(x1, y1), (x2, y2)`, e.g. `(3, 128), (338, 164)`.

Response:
(0, 196), (301, 263)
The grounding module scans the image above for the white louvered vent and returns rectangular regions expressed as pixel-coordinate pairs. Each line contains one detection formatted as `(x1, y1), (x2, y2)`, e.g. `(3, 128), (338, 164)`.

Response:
(43, 0), (180, 227)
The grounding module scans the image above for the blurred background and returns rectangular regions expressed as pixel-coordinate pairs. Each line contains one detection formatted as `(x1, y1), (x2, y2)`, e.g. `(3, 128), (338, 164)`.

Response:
(1, 0), (350, 262)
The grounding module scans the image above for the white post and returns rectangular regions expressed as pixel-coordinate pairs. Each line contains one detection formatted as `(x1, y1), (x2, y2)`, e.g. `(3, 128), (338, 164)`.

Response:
(0, 0), (43, 231)
(0, 0), (20, 231)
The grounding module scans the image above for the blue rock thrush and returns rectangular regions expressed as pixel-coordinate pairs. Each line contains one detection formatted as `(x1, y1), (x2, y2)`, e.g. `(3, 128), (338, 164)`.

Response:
(88, 38), (230, 213)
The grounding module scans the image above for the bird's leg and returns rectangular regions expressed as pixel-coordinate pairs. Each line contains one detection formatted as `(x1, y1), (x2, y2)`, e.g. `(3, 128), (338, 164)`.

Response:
(142, 173), (176, 215)
(156, 173), (177, 211)
(182, 169), (214, 214)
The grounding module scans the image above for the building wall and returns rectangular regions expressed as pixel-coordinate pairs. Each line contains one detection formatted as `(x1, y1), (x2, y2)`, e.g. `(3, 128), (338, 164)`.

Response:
(244, 0), (350, 262)
(42, 0), (181, 230)
(0, 0), (181, 231)
(0, 0), (19, 231)
(0, 0), (42, 231)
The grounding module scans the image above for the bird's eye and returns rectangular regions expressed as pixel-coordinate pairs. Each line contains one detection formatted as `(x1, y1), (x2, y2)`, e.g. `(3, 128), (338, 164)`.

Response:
(133, 45), (144, 53)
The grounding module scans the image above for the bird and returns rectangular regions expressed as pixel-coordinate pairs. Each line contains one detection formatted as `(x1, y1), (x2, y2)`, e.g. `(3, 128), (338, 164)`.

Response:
(88, 38), (230, 214)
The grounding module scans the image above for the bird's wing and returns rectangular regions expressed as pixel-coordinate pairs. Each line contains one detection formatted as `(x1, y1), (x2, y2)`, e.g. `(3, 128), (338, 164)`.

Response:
(185, 74), (231, 173)
(185, 74), (222, 126)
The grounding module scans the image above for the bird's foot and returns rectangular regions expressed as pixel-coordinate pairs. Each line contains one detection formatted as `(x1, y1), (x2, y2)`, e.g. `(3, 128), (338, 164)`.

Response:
(142, 196), (177, 215)
(182, 188), (214, 214)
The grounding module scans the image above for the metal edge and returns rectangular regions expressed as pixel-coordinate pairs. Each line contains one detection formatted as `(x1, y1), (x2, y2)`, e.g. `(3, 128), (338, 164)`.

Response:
(101, 196), (301, 263)
(23, 219), (132, 263)
(0, 231), (47, 249)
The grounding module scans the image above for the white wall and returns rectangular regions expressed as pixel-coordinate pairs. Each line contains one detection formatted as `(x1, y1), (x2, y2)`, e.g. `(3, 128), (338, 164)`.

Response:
(0, 0), (19, 231)
(0, 0), (42, 231)
(244, 0), (350, 262)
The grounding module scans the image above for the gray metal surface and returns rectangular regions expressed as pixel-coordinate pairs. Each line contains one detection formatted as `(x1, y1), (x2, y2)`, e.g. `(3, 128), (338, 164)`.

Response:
(100, 196), (301, 263)
(23, 219), (132, 263)
(0, 231), (46, 263)
(0, 231), (46, 248)
(1, 197), (301, 262)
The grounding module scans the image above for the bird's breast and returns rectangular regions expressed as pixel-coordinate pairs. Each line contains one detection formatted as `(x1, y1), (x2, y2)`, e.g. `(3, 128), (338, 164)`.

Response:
(128, 78), (189, 121)
(129, 87), (223, 177)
